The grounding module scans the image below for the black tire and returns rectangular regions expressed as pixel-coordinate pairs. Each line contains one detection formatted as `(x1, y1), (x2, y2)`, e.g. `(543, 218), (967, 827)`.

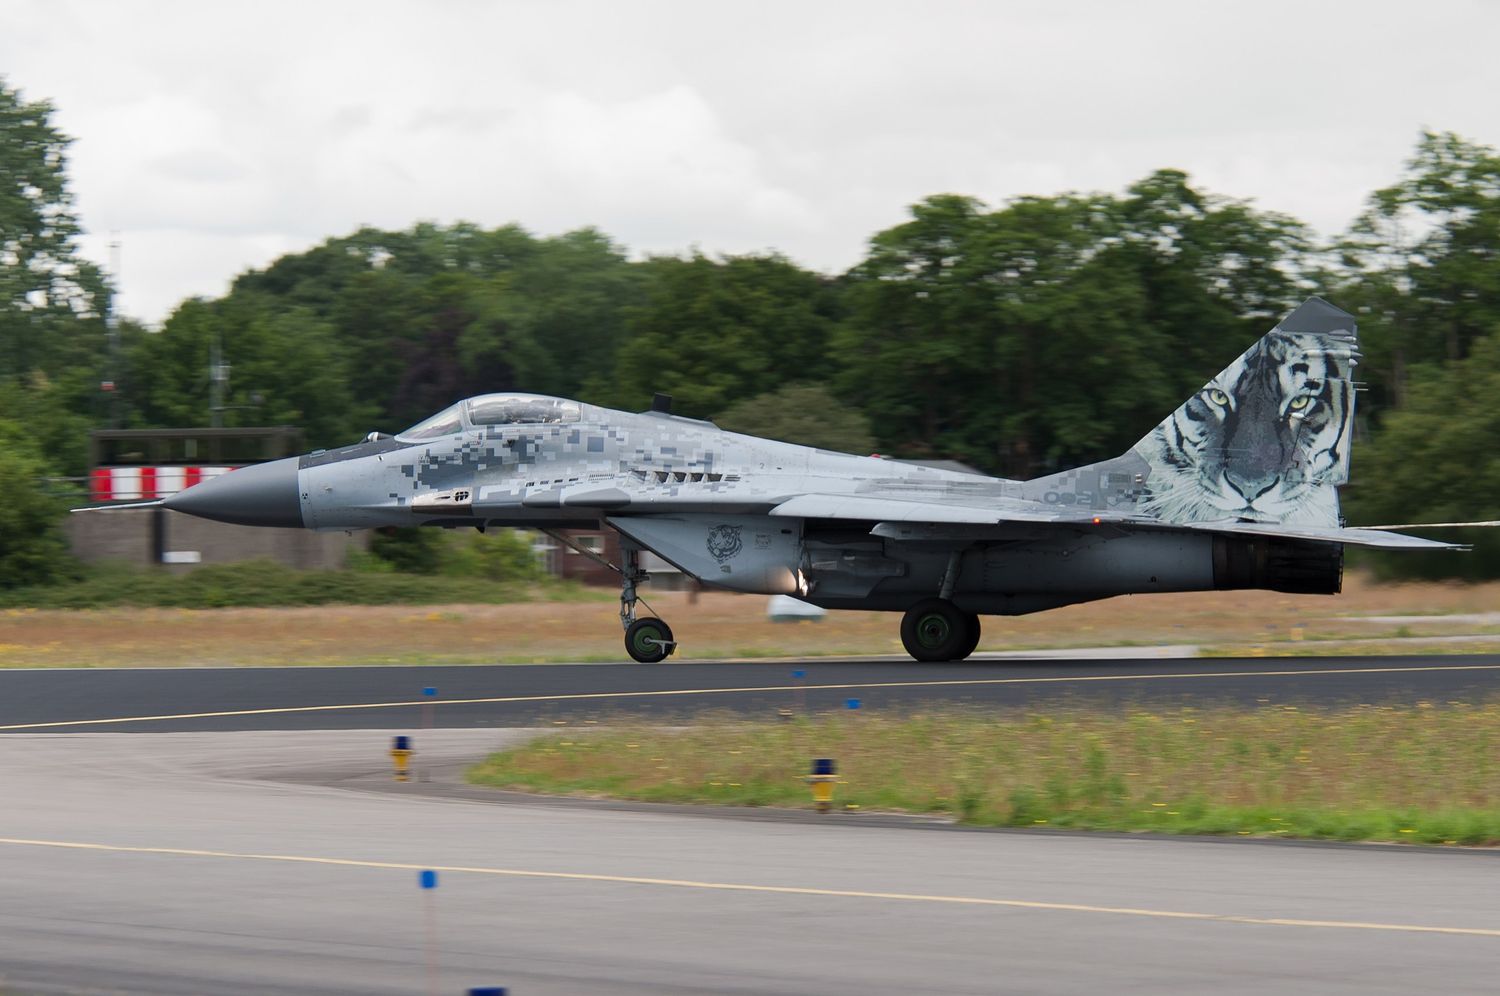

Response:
(900, 599), (969, 662)
(625, 617), (675, 663)
(955, 611), (981, 661)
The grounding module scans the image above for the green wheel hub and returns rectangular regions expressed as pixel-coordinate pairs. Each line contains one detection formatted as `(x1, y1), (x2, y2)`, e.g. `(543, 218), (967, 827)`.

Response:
(916, 613), (951, 647)
(900, 598), (969, 663)
(632, 625), (660, 656)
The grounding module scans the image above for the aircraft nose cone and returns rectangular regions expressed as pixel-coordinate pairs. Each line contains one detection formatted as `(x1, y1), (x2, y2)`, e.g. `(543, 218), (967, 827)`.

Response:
(164, 456), (304, 527)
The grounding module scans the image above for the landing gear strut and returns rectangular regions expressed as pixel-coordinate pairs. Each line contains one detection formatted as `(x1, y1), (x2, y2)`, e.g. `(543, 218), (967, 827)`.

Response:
(619, 544), (676, 663)
(900, 598), (981, 662)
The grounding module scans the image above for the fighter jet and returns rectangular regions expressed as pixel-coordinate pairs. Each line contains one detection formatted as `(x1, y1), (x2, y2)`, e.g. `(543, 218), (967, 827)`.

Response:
(107, 297), (1475, 662)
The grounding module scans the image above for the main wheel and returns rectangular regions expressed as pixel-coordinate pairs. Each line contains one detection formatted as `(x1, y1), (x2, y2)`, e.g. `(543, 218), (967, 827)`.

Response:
(625, 617), (675, 663)
(900, 599), (969, 662)
(955, 611), (981, 661)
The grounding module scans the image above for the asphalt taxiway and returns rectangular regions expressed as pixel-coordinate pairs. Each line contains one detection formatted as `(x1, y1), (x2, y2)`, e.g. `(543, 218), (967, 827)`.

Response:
(3, 730), (1499, 995)
(5, 656), (1500, 993)
(4, 653), (1500, 733)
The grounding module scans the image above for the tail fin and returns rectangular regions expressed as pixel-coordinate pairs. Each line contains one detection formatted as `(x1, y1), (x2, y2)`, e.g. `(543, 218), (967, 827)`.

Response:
(1130, 297), (1359, 527)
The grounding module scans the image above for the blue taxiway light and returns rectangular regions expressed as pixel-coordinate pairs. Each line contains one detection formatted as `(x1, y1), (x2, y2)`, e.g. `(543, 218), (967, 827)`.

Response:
(419, 870), (438, 889)
(846, 698), (861, 710)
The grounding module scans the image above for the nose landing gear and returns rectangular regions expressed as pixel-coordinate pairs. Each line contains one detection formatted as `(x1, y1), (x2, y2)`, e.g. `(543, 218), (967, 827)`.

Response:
(542, 529), (679, 663)
(620, 545), (677, 663)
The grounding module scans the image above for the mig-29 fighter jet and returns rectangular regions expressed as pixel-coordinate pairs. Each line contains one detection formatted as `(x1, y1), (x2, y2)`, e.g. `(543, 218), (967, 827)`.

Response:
(104, 297), (1474, 662)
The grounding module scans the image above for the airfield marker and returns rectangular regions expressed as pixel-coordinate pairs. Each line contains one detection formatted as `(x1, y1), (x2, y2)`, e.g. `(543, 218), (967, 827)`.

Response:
(390, 735), (412, 782)
(419, 869), (439, 996)
(807, 758), (838, 812)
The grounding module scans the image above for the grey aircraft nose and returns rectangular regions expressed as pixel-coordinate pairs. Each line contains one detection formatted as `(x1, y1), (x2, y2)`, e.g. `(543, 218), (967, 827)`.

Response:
(163, 456), (304, 527)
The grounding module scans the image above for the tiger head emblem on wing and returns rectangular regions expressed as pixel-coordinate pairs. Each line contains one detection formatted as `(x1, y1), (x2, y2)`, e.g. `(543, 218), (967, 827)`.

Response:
(1134, 330), (1356, 527)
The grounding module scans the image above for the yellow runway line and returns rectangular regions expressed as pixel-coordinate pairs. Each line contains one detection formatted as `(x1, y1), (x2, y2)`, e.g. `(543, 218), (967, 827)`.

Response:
(1, 835), (1497, 938)
(4, 661), (1500, 732)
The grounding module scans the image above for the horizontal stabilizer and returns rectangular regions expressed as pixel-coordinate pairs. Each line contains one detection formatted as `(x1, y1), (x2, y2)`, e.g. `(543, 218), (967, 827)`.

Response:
(1176, 519), (1467, 551)
(1359, 521), (1500, 530)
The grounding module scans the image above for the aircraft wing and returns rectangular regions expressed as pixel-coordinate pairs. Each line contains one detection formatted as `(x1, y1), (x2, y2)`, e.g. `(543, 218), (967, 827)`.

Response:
(768, 493), (1467, 550)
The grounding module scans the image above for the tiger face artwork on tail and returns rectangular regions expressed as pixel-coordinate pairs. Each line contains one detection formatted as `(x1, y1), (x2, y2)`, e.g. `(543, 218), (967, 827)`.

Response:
(1133, 326), (1357, 527)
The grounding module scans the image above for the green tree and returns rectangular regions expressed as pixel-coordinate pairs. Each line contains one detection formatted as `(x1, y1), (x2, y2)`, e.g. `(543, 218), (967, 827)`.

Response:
(0, 418), (75, 587)
(219, 223), (642, 432)
(0, 78), (109, 386)
(717, 384), (877, 453)
(1115, 169), (1317, 390)
(127, 296), (371, 447)
(458, 228), (642, 403)
(609, 253), (842, 416)
(839, 177), (1316, 477)
(834, 194), (992, 462)
(0, 372), (94, 477)
(1339, 132), (1500, 415)
(1344, 335), (1500, 578)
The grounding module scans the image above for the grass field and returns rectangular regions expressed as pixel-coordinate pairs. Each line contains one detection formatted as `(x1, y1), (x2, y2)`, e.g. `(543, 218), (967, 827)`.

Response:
(467, 703), (1500, 845)
(2, 572), (1499, 667)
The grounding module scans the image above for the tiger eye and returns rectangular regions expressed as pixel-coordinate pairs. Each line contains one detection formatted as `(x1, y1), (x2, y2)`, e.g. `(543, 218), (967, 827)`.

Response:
(1288, 395), (1312, 411)
(1208, 389), (1229, 406)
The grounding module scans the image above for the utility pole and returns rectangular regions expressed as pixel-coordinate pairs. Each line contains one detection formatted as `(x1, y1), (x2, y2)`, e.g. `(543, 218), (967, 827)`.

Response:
(105, 235), (122, 429)
(209, 329), (228, 428)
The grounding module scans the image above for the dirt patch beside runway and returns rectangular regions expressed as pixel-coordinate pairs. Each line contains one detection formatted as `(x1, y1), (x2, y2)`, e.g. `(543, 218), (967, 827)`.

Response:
(2, 572), (1498, 667)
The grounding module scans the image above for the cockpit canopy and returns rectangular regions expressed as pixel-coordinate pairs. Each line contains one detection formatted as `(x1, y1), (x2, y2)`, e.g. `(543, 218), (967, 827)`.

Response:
(396, 393), (582, 441)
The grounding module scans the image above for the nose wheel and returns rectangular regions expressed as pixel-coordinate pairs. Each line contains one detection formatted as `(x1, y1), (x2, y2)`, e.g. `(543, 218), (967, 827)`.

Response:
(625, 617), (676, 663)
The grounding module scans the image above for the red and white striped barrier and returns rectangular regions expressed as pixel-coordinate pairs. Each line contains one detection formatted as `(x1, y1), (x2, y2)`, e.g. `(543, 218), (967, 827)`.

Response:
(90, 466), (238, 502)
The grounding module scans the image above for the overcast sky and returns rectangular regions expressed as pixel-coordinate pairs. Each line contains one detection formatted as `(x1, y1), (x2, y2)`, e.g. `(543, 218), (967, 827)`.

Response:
(5, 0), (1499, 324)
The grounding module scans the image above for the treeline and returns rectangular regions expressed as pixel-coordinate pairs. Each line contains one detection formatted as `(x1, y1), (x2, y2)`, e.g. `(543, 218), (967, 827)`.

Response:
(3, 76), (1499, 580)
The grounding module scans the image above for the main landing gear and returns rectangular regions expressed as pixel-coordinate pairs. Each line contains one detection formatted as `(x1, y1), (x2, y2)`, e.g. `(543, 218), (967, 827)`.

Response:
(898, 549), (981, 662)
(900, 598), (981, 662)
(620, 545), (676, 664)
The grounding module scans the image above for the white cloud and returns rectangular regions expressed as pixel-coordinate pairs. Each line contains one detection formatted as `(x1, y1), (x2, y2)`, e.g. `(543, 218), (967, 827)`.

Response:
(4, 0), (1499, 323)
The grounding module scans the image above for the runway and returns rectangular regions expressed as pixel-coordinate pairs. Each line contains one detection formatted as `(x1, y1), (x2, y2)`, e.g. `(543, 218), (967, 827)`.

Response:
(4, 654), (1500, 732)
(5, 656), (1500, 993)
(3, 730), (1500, 995)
